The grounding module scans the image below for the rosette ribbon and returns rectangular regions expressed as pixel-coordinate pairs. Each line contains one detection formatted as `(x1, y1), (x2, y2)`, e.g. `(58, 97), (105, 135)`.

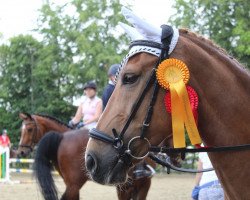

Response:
(156, 59), (201, 148)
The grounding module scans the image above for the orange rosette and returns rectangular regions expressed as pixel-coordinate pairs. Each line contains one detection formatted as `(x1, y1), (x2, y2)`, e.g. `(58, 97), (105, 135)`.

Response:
(156, 58), (201, 148)
(156, 58), (190, 90)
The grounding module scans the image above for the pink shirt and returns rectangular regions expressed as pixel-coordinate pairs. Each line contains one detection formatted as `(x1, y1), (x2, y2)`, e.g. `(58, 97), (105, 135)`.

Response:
(0, 135), (10, 147)
(81, 96), (101, 129)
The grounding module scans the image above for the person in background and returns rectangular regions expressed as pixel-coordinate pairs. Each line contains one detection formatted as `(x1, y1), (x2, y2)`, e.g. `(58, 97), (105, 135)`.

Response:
(102, 63), (120, 110)
(69, 81), (102, 130)
(0, 129), (11, 148)
(192, 152), (224, 200)
(102, 64), (156, 178)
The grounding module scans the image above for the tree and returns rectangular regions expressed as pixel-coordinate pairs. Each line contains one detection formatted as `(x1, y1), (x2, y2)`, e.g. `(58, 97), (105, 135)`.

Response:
(36, 0), (129, 101)
(0, 34), (76, 144)
(170, 0), (250, 68)
(0, 1), (130, 144)
(0, 35), (43, 143)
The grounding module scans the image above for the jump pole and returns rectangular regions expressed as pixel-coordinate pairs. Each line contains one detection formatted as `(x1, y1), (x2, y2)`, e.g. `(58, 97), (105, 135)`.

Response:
(0, 146), (10, 183)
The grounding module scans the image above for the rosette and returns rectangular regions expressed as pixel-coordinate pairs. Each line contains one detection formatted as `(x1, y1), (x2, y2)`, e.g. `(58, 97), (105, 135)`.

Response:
(156, 58), (201, 148)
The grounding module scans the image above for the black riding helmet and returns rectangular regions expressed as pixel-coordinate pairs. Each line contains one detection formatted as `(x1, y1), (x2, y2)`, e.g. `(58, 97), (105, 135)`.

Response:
(83, 81), (97, 90)
(108, 64), (120, 76)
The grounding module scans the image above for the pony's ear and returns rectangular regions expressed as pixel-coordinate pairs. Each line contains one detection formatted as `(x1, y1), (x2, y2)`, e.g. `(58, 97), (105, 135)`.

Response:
(121, 7), (161, 42)
(19, 112), (32, 120)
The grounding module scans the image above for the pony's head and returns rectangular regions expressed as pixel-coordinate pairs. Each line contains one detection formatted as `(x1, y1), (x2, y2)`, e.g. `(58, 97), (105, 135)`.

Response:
(86, 7), (182, 184)
(17, 113), (39, 157)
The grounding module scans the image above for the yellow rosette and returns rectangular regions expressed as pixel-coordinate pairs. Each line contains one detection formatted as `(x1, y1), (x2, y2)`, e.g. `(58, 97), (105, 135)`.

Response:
(156, 58), (201, 148)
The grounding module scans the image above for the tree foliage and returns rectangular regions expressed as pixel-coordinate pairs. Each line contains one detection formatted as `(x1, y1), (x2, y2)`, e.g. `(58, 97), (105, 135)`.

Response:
(171, 0), (250, 68)
(0, 35), (43, 142)
(37, 0), (128, 96)
(0, 0), (129, 144)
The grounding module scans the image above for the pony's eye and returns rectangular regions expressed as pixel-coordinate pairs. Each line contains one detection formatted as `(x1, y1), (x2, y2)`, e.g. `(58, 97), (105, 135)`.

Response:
(122, 74), (140, 85)
(27, 128), (33, 133)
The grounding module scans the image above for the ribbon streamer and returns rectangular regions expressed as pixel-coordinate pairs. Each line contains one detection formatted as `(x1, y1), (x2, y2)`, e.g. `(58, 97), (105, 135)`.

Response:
(171, 81), (201, 147)
(156, 58), (201, 148)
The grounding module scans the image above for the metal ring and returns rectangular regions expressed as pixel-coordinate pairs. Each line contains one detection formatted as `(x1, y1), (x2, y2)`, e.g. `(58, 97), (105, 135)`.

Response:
(126, 136), (151, 160)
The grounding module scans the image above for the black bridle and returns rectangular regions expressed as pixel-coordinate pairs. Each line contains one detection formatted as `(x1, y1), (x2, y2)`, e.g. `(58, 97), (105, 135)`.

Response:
(90, 24), (177, 166)
(19, 117), (39, 152)
(89, 25), (250, 173)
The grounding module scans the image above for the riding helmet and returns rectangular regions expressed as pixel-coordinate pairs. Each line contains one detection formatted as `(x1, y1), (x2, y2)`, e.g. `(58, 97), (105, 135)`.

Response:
(108, 64), (120, 76)
(83, 81), (97, 90)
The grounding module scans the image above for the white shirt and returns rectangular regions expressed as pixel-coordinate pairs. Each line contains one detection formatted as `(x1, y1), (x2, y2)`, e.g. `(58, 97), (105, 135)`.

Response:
(199, 152), (218, 186)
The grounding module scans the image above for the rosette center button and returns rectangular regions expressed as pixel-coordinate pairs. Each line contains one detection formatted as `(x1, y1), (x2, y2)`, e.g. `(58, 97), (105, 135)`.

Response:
(164, 66), (183, 83)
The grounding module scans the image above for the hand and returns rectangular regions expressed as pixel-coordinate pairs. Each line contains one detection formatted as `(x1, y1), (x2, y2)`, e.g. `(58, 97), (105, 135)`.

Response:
(76, 122), (85, 129)
(68, 120), (76, 128)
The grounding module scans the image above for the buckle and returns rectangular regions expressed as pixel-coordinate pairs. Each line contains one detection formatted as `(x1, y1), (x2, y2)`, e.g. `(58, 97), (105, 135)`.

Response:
(113, 138), (123, 149)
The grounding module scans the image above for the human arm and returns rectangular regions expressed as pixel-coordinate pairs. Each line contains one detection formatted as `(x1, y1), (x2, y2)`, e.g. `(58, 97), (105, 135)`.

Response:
(84, 100), (103, 125)
(7, 136), (11, 148)
(71, 104), (83, 125)
(191, 159), (203, 199)
(194, 159), (203, 186)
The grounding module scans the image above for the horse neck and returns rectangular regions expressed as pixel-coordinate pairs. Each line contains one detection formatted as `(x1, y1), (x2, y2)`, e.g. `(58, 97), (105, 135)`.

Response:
(35, 116), (70, 138)
(177, 34), (250, 145)
(178, 33), (250, 199)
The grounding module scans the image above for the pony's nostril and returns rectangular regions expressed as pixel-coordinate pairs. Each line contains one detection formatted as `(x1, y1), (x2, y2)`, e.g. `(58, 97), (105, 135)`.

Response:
(20, 151), (26, 158)
(86, 154), (97, 173)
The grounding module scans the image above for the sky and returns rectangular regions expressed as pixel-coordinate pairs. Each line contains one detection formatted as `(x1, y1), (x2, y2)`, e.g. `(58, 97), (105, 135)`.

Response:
(0, 0), (176, 42)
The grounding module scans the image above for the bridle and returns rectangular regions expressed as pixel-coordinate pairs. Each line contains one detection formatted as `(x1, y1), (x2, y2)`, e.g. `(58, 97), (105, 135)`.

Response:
(19, 117), (40, 153)
(89, 25), (250, 173)
(90, 25), (176, 165)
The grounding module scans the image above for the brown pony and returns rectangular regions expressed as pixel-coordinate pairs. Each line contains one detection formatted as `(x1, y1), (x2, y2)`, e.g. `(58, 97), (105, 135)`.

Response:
(85, 9), (250, 200)
(17, 113), (70, 157)
(18, 113), (154, 200)
(9, 149), (17, 158)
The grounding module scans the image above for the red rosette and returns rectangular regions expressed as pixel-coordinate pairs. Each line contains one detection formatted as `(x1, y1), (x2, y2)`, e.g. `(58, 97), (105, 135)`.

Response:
(164, 91), (172, 113)
(164, 85), (199, 115)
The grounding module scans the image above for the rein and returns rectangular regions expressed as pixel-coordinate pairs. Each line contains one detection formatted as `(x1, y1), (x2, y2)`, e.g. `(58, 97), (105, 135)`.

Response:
(149, 144), (250, 173)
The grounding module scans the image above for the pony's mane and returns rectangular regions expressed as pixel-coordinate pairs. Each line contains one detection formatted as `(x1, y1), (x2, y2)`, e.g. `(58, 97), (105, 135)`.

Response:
(179, 29), (228, 55)
(34, 113), (72, 129)
(179, 28), (250, 72)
